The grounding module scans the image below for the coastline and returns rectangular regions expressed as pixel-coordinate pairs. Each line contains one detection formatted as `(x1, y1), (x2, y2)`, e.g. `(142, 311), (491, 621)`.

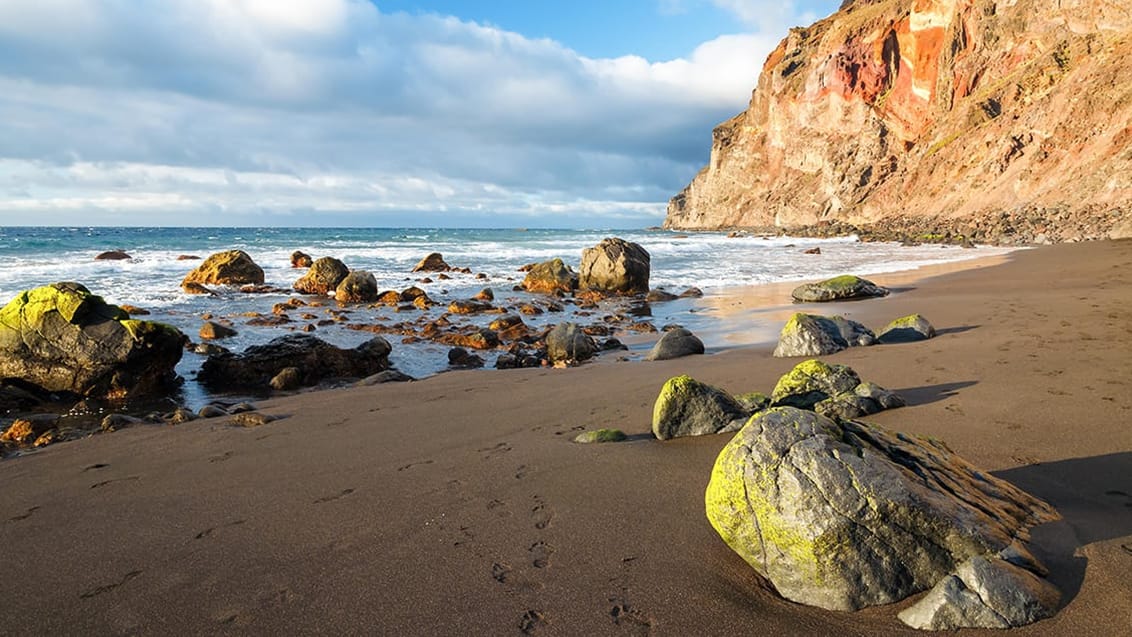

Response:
(1, 241), (1130, 634)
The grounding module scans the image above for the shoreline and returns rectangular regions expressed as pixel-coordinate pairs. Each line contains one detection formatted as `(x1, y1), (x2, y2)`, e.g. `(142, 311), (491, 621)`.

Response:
(0, 240), (1130, 634)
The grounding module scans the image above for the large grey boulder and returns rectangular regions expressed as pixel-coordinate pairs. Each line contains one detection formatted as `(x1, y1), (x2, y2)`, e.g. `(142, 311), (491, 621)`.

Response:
(771, 359), (904, 420)
(773, 313), (874, 357)
(652, 375), (748, 440)
(545, 322), (596, 363)
(0, 283), (184, 399)
(878, 313), (936, 344)
(579, 238), (650, 294)
(199, 333), (392, 390)
(791, 275), (888, 302)
(898, 555), (1061, 630)
(645, 328), (704, 361)
(706, 407), (1061, 614)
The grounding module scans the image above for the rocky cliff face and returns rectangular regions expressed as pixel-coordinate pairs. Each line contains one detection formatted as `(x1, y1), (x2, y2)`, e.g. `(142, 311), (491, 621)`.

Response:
(666, 0), (1132, 240)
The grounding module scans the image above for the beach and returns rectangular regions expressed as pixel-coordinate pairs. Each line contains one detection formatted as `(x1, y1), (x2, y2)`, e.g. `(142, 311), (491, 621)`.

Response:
(1, 240), (1130, 635)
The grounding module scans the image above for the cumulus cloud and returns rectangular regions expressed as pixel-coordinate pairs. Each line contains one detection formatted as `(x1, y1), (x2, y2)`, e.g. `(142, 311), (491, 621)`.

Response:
(0, 0), (809, 226)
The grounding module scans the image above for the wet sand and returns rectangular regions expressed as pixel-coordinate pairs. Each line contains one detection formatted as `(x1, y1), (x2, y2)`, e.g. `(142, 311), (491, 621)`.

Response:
(1, 241), (1130, 635)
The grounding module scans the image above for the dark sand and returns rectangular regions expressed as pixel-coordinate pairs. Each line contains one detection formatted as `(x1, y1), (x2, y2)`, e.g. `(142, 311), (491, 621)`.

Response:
(2, 241), (1130, 636)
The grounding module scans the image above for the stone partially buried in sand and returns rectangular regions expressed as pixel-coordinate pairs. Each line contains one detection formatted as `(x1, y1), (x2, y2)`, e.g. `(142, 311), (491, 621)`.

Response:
(574, 428), (627, 443)
(791, 275), (888, 303)
(771, 359), (903, 420)
(878, 313), (936, 344)
(645, 327), (704, 361)
(705, 406), (1061, 617)
(652, 375), (748, 440)
(773, 313), (875, 357)
(0, 282), (184, 399)
(182, 250), (265, 287)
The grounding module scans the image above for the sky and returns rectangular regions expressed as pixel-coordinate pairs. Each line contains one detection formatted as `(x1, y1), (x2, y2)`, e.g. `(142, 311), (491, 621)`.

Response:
(0, 0), (838, 228)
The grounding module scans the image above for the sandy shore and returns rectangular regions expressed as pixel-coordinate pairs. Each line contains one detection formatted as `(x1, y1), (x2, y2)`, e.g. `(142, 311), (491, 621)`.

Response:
(1, 241), (1130, 635)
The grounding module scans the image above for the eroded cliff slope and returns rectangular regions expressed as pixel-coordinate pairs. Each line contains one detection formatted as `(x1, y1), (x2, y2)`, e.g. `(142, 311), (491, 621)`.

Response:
(666, 0), (1132, 240)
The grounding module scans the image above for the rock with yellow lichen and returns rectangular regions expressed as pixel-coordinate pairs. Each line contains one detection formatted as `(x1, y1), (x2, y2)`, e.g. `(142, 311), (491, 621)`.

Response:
(0, 283), (184, 399)
(705, 406), (1061, 626)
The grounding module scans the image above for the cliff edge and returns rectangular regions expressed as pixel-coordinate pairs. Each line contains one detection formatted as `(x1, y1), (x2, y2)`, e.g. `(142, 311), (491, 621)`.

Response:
(666, 0), (1132, 241)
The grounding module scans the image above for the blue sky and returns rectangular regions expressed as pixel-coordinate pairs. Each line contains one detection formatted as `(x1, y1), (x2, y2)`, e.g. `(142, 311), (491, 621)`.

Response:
(0, 0), (838, 228)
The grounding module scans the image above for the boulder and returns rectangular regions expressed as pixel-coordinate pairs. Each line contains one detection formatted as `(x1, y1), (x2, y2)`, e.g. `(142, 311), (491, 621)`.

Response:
(94, 250), (131, 261)
(773, 313), (875, 357)
(705, 406), (1060, 613)
(294, 257), (349, 295)
(269, 367), (302, 390)
(473, 288), (494, 301)
(182, 282), (217, 296)
(356, 370), (414, 385)
(898, 556), (1061, 630)
(791, 275), (888, 302)
(645, 289), (678, 303)
(645, 328), (705, 361)
(878, 314), (936, 344)
(412, 252), (451, 272)
(574, 428), (627, 443)
(447, 347), (485, 368)
(198, 333), (392, 390)
(0, 283), (184, 399)
(0, 415), (58, 445)
(770, 359), (903, 419)
(336, 270), (379, 303)
(182, 250), (265, 287)
(290, 250), (313, 268)
(546, 322), (596, 363)
(578, 238), (650, 294)
(447, 300), (493, 314)
(679, 287), (704, 298)
(652, 375), (748, 440)
(521, 258), (578, 294)
(199, 321), (237, 340)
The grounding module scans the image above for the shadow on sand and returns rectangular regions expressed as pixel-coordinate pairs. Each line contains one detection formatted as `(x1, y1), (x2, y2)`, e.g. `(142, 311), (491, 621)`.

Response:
(993, 452), (1132, 606)
(895, 380), (978, 406)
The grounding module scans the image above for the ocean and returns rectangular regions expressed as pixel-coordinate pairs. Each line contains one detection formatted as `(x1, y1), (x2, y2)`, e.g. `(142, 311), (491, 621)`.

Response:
(0, 226), (1011, 408)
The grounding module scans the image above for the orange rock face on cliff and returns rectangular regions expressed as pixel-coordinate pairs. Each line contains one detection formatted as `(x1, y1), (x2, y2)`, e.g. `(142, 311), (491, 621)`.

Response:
(666, 0), (1132, 235)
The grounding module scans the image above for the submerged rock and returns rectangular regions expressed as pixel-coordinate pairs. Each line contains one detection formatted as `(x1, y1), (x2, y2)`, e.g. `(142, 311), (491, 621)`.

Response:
(182, 250), (265, 287)
(878, 313), (937, 344)
(791, 275), (888, 303)
(652, 375), (748, 440)
(0, 283), (184, 399)
(94, 250), (131, 261)
(579, 238), (650, 294)
(294, 257), (350, 295)
(705, 406), (1060, 613)
(198, 333), (392, 390)
(521, 258), (578, 294)
(645, 328), (705, 361)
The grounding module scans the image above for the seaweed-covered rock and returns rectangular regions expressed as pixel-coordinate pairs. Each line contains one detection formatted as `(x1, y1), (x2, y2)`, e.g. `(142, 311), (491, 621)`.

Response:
(771, 359), (903, 419)
(574, 428), (627, 443)
(198, 333), (391, 390)
(899, 556), (1061, 630)
(0, 283), (184, 398)
(773, 313), (874, 357)
(412, 252), (451, 272)
(878, 314), (937, 344)
(645, 328), (705, 361)
(182, 250), (265, 287)
(521, 258), (578, 294)
(705, 407), (1060, 612)
(335, 270), (379, 303)
(652, 375), (748, 440)
(546, 322), (596, 363)
(294, 257), (349, 295)
(791, 275), (888, 302)
(579, 238), (650, 294)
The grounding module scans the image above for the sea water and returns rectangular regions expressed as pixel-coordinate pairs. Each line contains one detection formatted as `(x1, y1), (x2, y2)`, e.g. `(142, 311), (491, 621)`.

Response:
(0, 227), (1011, 408)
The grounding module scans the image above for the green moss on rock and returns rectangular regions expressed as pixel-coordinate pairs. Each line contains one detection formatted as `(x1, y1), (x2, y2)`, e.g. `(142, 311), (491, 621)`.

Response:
(573, 428), (627, 443)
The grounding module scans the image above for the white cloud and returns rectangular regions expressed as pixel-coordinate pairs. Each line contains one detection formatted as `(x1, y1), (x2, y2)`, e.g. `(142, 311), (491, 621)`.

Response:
(0, 0), (809, 226)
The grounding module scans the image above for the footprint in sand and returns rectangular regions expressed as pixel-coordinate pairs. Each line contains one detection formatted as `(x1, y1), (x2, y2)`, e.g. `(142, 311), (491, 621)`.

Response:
(529, 541), (555, 568)
(83, 463), (109, 471)
(531, 497), (554, 530)
(90, 476), (139, 490)
(195, 519), (246, 540)
(397, 459), (435, 471)
(313, 488), (355, 504)
(515, 465), (529, 480)
(519, 609), (548, 634)
(608, 601), (653, 635)
(491, 561), (512, 583)
(79, 570), (143, 600)
(478, 442), (512, 460)
(208, 451), (233, 463)
(9, 506), (39, 522)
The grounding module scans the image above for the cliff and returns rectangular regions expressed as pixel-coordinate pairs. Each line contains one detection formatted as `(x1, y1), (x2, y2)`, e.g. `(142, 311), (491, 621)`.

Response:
(666, 0), (1132, 241)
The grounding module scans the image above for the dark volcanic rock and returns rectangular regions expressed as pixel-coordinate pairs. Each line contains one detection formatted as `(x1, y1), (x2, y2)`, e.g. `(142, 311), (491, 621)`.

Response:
(0, 283), (184, 399)
(198, 333), (392, 390)
(94, 250), (131, 261)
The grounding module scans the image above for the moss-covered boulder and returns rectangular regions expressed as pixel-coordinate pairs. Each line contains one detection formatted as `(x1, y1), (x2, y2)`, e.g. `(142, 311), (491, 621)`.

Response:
(578, 238), (650, 294)
(652, 375), (749, 440)
(705, 407), (1060, 613)
(521, 258), (578, 295)
(771, 359), (903, 420)
(294, 257), (350, 295)
(574, 428), (627, 443)
(0, 283), (184, 398)
(645, 327), (704, 361)
(878, 313), (937, 344)
(773, 313), (874, 357)
(791, 275), (888, 303)
(335, 270), (379, 303)
(182, 250), (264, 287)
